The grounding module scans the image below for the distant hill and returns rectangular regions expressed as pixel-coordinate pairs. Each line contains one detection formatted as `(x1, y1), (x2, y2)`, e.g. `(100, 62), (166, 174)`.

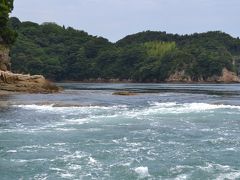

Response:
(9, 17), (240, 82)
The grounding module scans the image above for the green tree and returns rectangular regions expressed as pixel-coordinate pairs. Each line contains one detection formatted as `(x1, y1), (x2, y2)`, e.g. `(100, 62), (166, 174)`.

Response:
(0, 0), (16, 44)
(10, 18), (240, 82)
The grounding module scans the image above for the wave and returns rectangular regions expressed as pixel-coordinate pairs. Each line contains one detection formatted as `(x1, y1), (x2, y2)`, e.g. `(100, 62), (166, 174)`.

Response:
(13, 104), (127, 110)
(146, 102), (240, 114)
(13, 102), (240, 115)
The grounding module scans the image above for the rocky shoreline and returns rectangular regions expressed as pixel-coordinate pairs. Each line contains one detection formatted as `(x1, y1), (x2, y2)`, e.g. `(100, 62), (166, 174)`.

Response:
(59, 68), (240, 84)
(0, 70), (60, 94)
(0, 43), (60, 94)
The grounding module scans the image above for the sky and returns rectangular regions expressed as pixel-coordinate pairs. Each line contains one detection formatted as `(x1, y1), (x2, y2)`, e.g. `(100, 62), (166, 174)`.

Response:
(12, 0), (240, 42)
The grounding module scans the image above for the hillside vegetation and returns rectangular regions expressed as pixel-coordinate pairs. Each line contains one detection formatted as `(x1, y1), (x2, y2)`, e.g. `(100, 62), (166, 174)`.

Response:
(9, 17), (240, 82)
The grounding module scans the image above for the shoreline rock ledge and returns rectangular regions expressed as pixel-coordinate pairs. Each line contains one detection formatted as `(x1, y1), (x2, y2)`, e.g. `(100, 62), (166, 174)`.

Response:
(0, 70), (60, 93)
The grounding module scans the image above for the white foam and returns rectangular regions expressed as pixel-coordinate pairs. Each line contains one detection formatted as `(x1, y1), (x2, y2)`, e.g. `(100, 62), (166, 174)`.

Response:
(149, 101), (177, 107)
(216, 172), (240, 180)
(89, 157), (97, 165)
(175, 174), (189, 180)
(68, 164), (82, 170)
(112, 139), (120, 144)
(197, 163), (214, 172)
(50, 167), (65, 172)
(202, 137), (227, 144)
(10, 159), (27, 163)
(226, 147), (236, 151)
(33, 174), (48, 180)
(13, 102), (240, 119)
(142, 102), (240, 115)
(55, 128), (78, 131)
(134, 166), (150, 178)
(54, 143), (66, 146)
(13, 104), (128, 112)
(65, 118), (90, 125)
(197, 162), (232, 173)
(60, 173), (74, 179)
(62, 151), (86, 160)
(170, 165), (193, 174)
(14, 104), (56, 111)
(7, 150), (17, 153)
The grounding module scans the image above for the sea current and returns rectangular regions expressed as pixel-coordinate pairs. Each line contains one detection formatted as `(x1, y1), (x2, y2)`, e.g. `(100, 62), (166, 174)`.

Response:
(0, 83), (240, 179)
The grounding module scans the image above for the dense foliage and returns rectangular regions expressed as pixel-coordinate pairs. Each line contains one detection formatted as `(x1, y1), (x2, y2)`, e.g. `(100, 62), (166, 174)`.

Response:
(0, 0), (17, 45)
(10, 18), (240, 81)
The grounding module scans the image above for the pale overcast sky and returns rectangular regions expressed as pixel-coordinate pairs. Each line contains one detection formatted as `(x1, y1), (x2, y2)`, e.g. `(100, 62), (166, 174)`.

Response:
(12, 0), (240, 42)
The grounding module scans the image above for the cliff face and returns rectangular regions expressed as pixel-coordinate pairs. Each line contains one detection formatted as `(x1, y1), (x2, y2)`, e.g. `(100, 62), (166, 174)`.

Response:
(0, 44), (11, 71)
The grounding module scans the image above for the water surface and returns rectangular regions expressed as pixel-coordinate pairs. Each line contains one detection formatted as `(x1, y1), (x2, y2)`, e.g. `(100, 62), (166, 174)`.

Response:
(1, 83), (240, 179)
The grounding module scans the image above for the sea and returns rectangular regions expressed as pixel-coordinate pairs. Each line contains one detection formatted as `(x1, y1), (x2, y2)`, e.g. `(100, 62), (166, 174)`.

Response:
(0, 83), (240, 180)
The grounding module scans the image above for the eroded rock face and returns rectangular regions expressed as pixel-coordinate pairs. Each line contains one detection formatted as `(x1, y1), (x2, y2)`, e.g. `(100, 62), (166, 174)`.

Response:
(166, 68), (240, 83)
(166, 70), (192, 82)
(215, 68), (240, 83)
(0, 70), (60, 93)
(0, 44), (11, 71)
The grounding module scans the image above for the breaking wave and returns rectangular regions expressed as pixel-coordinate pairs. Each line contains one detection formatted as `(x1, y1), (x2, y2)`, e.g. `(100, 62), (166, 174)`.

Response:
(13, 102), (240, 114)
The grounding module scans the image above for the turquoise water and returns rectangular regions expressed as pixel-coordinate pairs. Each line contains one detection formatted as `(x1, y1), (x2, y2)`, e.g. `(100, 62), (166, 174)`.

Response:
(1, 83), (240, 179)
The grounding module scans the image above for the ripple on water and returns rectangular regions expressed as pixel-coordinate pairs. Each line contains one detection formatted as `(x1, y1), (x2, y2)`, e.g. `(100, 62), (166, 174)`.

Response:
(1, 97), (240, 179)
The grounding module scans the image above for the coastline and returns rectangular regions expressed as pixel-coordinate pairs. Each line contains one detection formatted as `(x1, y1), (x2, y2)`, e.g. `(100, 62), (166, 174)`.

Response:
(1, 79), (239, 96)
(57, 79), (240, 84)
(0, 89), (20, 96)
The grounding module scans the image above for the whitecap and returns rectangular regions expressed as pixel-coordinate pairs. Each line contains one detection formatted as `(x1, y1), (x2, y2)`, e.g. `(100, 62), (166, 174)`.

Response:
(6, 150), (17, 153)
(89, 157), (97, 165)
(112, 139), (120, 144)
(225, 147), (236, 151)
(175, 174), (189, 180)
(13, 104), (128, 112)
(53, 143), (66, 146)
(60, 173), (74, 179)
(134, 166), (150, 178)
(216, 172), (240, 180)
(55, 128), (78, 131)
(50, 167), (66, 172)
(137, 102), (240, 115)
(33, 174), (48, 180)
(68, 164), (82, 170)
(197, 162), (232, 172)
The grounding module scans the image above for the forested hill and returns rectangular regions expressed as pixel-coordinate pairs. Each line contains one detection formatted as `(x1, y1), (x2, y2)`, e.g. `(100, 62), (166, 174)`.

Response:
(9, 17), (240, 82)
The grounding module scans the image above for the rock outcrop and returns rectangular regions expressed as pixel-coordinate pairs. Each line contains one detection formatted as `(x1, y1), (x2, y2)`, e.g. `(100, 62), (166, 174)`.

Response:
(166, 70), (192, 82)
(215, 68), (240, 82)
(166, 68), (240, 83)
(0, 42), (59, 93)
(0, 70), (59, 93)
(0, 44), (11, 71)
